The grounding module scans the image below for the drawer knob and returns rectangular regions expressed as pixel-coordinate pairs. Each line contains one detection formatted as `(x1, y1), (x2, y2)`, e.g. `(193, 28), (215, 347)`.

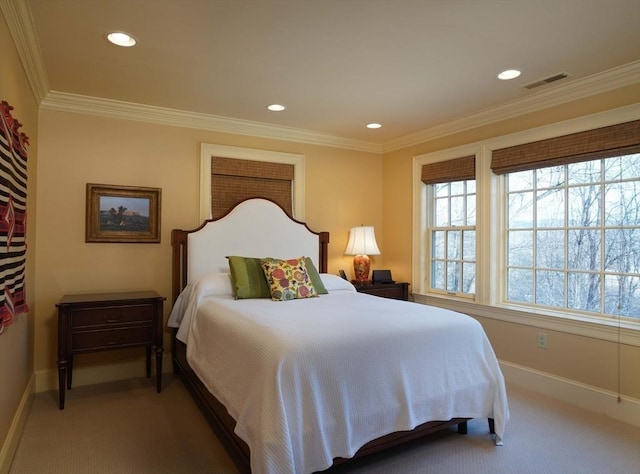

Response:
(102, 315), (121, 323)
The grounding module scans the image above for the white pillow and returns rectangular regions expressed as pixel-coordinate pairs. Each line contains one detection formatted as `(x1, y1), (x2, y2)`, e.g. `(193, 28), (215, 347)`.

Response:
(319, 273), (356, 292)
(168, 273), (232, 329)
(193, 272), (233, 297)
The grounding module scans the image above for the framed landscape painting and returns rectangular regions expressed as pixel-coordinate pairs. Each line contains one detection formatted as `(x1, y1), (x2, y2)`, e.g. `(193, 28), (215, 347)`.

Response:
(86, 183), (161, 243)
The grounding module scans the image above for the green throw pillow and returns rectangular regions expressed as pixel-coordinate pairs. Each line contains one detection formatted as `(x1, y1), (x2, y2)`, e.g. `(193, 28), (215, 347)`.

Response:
(228, 256), (271, 299)
(304, 257), (328, 294)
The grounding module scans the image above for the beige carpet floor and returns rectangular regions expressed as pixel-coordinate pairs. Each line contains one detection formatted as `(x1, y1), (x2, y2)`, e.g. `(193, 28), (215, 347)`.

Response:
(9, 375), (640, 474)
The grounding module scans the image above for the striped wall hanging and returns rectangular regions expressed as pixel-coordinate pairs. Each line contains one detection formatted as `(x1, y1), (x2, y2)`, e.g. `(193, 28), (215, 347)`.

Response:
(0, 101), (29, 334)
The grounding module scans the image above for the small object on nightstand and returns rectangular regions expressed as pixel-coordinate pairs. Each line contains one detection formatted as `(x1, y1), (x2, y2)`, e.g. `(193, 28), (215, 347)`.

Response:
(56, 291), (165, 410)
(353, 281), (409, 301)
(372, 269), (394, 284)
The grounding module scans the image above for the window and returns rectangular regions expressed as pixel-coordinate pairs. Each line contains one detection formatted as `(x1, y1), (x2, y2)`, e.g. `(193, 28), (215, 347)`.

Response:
(413, 111), (640, 335)
(421, 155), (476, 297)
(505, 154), (640, 319)
(430, 180), (476, 295)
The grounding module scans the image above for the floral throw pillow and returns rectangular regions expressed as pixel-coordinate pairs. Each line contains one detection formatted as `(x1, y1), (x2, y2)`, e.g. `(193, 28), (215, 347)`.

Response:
(261, 257), (318, 301)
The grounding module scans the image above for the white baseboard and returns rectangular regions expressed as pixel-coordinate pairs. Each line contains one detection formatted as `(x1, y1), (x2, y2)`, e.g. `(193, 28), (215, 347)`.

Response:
(35, 354), (174, 393)
(500, 360), (640, 428)
(0, 373), (35, 474)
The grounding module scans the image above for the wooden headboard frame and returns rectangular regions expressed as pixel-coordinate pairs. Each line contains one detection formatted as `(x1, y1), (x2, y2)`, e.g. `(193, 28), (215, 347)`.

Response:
(171, 197), (329, 303)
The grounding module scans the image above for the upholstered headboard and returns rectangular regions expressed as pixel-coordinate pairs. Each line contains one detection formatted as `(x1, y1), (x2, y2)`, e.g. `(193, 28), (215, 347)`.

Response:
(171, 198), (329, 302)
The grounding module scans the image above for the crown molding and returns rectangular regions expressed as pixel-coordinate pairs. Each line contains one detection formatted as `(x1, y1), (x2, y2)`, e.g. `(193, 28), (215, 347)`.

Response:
(39, 92), (383, 153)
(1, 0), (49, 103)
(382, 60), (640, 153)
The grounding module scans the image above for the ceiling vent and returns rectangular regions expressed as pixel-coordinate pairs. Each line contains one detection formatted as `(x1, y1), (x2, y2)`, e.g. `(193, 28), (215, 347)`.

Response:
(523, 72), (570, 90)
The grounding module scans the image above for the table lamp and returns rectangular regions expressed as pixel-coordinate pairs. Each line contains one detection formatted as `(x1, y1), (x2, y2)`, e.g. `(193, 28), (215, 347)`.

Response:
(344, 226), (381, 282)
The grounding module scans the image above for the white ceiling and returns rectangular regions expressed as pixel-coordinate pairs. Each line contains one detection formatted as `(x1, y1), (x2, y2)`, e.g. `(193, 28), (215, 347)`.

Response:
(18, 0), (640, 149)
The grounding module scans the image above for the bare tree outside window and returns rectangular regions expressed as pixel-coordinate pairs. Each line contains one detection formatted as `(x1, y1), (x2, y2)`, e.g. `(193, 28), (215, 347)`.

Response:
(505, 154), (640, 319)
(429, 180), (476, 295)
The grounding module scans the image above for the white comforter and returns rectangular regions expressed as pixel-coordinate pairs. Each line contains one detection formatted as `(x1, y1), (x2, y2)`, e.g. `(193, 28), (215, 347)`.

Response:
(169, 275), (509, 474)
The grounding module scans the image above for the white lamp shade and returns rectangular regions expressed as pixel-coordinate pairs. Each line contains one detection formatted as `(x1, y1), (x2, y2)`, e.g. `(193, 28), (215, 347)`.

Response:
(344, 226), (381, 256)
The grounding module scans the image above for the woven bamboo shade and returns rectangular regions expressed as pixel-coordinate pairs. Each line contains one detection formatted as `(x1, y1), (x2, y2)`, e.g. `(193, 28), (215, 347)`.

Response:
(421, 155), (475, 185)
(211, 157), (294, 218)
(491, 120), (640, 175)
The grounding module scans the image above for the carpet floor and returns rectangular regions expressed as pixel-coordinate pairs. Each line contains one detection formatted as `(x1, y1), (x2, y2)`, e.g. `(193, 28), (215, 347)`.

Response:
(9, 375), (640, 474)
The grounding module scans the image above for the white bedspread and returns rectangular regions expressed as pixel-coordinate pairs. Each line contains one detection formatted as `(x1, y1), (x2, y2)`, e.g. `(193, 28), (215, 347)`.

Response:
(170, 282), (509, 474)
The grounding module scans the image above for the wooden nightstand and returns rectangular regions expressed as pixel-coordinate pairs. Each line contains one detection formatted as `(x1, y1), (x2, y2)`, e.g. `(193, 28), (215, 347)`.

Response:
(56, 291), (165, 410)
(353, 282), (410, 301)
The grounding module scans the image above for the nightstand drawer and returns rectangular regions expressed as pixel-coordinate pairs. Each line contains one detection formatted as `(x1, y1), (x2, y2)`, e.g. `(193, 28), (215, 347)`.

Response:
(72, 326), (153, 351)
(71, 305), (153, 329)
(353, 282), (410, 301)
(361, 286), (403, 299)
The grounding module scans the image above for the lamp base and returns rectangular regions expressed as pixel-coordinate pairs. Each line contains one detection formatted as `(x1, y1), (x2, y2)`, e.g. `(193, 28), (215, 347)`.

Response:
(353, 254), (371, 282)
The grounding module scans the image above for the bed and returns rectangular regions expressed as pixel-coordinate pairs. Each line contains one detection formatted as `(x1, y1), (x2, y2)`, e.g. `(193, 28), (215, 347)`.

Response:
(168, 198), (508, 474)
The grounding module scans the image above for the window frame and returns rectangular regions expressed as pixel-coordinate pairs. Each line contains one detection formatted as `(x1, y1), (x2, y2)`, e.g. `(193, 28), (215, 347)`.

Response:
(427, 179), (477, 298)
(412, 104), (640, 347)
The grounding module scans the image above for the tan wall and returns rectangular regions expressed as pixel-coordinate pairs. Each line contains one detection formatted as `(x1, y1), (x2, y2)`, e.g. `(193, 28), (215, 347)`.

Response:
(381, 84), (640, 398)
(0, 10), (38, 453)
(34, 110), (382, 373)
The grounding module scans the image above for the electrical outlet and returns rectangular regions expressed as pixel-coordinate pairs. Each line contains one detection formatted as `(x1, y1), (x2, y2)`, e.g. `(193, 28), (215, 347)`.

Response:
(537, 332), (547, 349)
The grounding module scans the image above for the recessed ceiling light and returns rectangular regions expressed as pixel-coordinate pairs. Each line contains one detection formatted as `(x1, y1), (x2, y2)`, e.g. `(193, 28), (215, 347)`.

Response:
(497, 69), (521, 80)
(107, 32), (137, 47)
(366, 123), (382, 129)
(267, 104), (286, 112)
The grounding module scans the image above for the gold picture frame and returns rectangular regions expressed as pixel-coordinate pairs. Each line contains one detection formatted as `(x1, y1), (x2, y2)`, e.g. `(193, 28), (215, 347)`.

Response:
(86, 183), (161, 243)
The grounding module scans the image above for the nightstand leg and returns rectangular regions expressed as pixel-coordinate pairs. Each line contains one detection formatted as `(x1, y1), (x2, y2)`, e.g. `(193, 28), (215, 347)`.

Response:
(57, 362), (66, 410)
(67, 354), (73, 389)
(155, 347), (163, 393)
(145, 345), (151, 378)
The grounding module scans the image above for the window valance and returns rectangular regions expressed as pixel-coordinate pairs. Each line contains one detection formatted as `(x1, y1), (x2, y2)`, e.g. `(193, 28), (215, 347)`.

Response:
(211, 157), (294, 218)
(421, 155), (475, 185)
(491, 120), (640, 175)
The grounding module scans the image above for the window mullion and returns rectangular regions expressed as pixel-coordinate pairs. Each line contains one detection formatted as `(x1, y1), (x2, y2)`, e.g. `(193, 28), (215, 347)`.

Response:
(477, 153), (500, 306)
(563, 167), (569, 311)
(532, 170), (538, 305)
(599, 160), (606, 316)
(425, 185), (433, 293)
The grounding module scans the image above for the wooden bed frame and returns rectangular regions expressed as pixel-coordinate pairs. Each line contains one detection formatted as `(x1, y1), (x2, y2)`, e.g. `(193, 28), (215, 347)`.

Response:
(170, 198), (474, 473)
